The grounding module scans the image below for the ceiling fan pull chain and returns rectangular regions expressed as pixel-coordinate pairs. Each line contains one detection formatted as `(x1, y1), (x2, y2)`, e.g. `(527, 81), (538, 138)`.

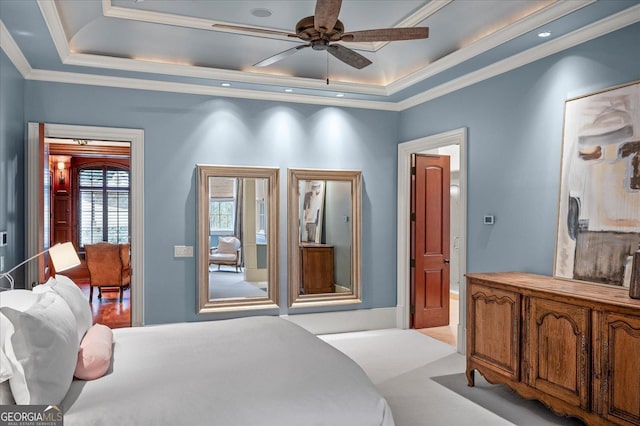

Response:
(326, 52), (330, 85)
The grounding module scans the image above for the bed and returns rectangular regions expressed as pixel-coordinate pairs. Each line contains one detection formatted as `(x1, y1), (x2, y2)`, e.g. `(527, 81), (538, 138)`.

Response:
(0, 275), (393, 426)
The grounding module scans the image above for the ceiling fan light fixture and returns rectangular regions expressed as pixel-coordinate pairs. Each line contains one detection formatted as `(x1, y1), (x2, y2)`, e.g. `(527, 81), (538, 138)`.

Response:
(251, 8), (273, 18)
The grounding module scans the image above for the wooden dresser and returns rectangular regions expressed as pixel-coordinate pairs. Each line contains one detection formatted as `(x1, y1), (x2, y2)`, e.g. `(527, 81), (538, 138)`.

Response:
(466, 272), (640, 426)
(299, 243), (334, 294)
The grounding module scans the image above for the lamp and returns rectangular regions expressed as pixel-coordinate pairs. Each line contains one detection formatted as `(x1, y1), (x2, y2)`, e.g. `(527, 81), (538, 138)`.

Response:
(57, 161), (65, 185)
(0, 242), (81, 291)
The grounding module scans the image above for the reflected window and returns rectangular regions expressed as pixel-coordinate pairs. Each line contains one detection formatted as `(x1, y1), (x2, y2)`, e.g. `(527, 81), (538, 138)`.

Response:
(210, 200), (235, 232)
(209, 178), (236, 233)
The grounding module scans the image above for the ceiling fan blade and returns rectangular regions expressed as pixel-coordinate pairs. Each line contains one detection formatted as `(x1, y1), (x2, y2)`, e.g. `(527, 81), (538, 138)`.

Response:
(327, 44), (372, 69)
(342, 27), (429, 42)
(314, 0), (342, 34)
(253, 44), (310, 67)
(212, 23), (297, 39)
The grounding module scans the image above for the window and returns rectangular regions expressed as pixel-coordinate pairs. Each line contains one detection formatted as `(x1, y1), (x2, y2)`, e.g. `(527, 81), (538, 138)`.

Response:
(78, 166), (130, 247)
(209, 177), (236, 233)
(256, 199), (267, 244)
(209, 200), (235, 232)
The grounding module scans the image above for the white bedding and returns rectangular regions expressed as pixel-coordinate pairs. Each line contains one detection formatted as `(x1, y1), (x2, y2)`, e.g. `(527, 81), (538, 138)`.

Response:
(61, 316), (394, 426)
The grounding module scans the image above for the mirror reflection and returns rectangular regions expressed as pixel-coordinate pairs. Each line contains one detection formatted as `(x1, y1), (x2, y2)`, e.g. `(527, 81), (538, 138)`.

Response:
(198, 166), (278, 313)
(288, 169), (361, 307)
(208, 177), (269, 300)
(298, 180), (352, 294)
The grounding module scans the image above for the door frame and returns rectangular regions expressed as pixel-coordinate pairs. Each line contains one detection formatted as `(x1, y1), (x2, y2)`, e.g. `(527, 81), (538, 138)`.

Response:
(397, 128), (467, 354)
(27, 123), (145, 326)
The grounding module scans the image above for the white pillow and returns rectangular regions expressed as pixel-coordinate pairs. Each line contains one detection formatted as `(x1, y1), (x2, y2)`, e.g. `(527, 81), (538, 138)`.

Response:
(1, 291), (79, 405)
(0, 291), (39, 406)
(0, 313), (16, 383)
(34, 275), (92, 343)
(0, 381), (15, 405)
(217, 237), (238, 254)
(0, 290), (39, 312)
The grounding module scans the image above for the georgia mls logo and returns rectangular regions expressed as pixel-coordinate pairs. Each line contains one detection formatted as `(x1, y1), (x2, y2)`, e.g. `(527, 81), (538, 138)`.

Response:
(0, 405), (63, 426)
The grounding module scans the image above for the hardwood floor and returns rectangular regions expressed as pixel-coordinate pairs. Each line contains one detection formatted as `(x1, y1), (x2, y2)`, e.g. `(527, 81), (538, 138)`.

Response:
(417, 292), (459, 346)
(75, 278), (131, 329)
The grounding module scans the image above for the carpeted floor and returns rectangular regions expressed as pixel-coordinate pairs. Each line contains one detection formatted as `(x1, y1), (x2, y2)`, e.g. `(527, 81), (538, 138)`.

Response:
(208, 270), (267, 300)
(320, 329), (585, 426)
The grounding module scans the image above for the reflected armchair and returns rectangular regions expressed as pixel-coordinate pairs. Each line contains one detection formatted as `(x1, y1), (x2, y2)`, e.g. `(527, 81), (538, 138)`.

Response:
(85, 242), (131, 302)
(209, 237), (242, 272)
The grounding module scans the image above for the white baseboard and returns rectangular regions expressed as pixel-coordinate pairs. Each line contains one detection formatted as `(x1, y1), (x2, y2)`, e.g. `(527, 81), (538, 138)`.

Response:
(281, 307), (397, 335)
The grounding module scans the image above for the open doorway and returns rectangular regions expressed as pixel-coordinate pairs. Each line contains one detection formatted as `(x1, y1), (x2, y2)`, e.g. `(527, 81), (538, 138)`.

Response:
(397, 128), (467, 354)
(48, 138), (132, 328)
(26, 123), (145, 327)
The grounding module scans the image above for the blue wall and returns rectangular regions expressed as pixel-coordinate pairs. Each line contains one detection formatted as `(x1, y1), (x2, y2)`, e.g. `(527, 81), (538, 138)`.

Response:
(23, 86), (399, 323)
(399, 23), (640, 276)
(0, 50), (25, 288)
(4, 21), (639, 324)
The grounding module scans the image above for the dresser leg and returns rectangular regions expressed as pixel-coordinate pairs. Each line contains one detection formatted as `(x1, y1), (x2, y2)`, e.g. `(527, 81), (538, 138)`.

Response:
(466, 368), (475, 387)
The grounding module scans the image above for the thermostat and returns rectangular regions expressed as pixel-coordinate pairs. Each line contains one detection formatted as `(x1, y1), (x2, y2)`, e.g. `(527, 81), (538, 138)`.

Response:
(483, 215), (495, 225)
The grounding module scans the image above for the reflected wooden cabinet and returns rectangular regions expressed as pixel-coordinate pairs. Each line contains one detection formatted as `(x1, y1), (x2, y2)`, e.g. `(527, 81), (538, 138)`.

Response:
(299, 243), (334, 294)
(466, 272), (640, 425)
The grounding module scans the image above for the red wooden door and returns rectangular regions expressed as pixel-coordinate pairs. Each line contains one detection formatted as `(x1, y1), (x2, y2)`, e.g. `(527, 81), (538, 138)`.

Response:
(411, 154), (450, 328)
(38, 123), (51, 283)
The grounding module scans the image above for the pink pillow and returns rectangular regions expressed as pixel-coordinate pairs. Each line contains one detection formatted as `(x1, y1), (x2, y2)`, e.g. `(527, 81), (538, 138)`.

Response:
(74, 324), (113, 380)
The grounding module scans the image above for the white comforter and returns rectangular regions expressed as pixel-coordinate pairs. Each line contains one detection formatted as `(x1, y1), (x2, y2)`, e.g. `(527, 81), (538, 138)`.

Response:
(61, 316), (394, 426)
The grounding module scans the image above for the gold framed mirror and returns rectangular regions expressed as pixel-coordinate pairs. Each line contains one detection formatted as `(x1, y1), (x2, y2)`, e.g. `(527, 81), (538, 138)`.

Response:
(288, 168), (361, 307)
(197, 165), (279, 313)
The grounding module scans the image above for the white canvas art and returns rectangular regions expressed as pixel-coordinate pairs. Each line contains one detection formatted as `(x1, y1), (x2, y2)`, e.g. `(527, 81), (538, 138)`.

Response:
(555, 81), (640, 286)
(299, 180), (325, 243)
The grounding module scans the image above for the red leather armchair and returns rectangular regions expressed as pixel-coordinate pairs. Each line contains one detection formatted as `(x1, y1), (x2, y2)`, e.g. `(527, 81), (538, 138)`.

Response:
(85, 242), (131, 302)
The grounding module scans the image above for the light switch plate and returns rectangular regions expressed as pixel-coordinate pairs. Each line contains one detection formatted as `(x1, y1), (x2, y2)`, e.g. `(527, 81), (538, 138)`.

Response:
(174, 245), (194, 257)
(0, 231), (6, 246)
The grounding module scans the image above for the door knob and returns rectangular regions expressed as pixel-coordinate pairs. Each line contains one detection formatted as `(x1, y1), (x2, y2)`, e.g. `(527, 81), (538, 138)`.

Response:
(444, 259), (450, 264)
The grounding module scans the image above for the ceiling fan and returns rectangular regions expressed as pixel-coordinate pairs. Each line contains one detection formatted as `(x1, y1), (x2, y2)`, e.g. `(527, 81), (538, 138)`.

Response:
(213, 0), (429, 70)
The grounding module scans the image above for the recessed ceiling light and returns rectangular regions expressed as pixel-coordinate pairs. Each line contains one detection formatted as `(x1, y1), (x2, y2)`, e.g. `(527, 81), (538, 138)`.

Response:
(336, 93), (345, 98)
(538, 31), (551, 38)
(284, 88), (293, 93)
(221, 83), (231, 87)
(251, 8), (272, 18)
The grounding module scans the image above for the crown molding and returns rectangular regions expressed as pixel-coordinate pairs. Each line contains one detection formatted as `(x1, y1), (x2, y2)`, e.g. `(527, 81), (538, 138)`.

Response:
(0, 20), (32, 78)
(36, 0), (70, 60)
(102, 0), (380, 51)
(39, 0), (599, 99)
(40, 0), (387, 96)
(387, 0), (596, 95)
(101, 0), (445, 54)
(3, 4), (638, 113)
(26, 69), (400, 111)
(62, 52), (388, 96)
(398, 3), (640, 111)
(101, 0), (299, 43)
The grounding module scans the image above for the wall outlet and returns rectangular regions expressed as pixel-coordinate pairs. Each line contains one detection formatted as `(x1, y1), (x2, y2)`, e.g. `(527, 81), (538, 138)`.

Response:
(174, 245), (194, 257)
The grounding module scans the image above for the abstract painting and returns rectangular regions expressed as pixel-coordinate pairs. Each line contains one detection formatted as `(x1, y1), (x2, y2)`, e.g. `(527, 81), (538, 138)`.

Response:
(299, 180), (325, 244)
(555, 81), (640, 287)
